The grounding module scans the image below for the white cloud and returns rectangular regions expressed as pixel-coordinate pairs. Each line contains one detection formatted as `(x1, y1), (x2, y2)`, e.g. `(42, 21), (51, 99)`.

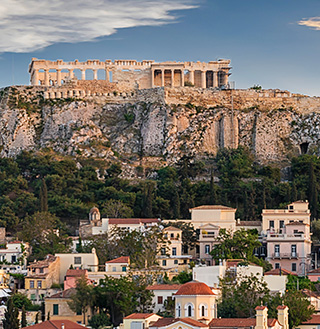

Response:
(0, 0), (198, 53)
(298, 17), (320, 30)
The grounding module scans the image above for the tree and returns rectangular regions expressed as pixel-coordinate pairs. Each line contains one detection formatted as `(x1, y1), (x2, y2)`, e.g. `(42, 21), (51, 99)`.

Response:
(100, 199), (133, 218)
(39, 178), (48, 212)
(172, 271), (192, 284)
(68, 275), (93, 325)
(9, 293), (32, 310)
(21, 305), (27, 328)
(3, 298), (19, 329)
(88, 313), (111, 329)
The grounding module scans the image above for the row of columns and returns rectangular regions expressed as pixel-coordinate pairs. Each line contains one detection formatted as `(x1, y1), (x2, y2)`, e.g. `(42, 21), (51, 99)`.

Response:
(32, 68), (111, 86)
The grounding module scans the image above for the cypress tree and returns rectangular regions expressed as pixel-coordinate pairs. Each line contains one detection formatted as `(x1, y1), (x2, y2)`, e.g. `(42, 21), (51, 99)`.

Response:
(291, 181), (298, 202)
(21, 305), (27, 328)
(173, 189), (181, 219)
(3, 298), (19, 329)
(209, 172), (217, 205)
(39, 178), (48, 212)
(308, 162), (318, 220)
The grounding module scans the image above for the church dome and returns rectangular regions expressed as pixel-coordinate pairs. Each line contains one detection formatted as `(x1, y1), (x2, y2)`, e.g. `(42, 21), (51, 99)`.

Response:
(175, 281), (214, 296)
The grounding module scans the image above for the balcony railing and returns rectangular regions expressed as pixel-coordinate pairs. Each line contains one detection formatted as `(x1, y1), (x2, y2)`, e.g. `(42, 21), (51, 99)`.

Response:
(272, 252), (299, 259)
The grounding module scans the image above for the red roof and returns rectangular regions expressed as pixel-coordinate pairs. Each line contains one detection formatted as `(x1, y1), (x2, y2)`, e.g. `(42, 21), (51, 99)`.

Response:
(209, 318), (277, 328)
(175, 281), (214, 296)
(106, 256), (130, 264)
(190, 205), (236, 211)
(124, 313), (156, 319)
(66, 269), (87, 277)
(108, 218), (159, 225)
(22, 320), (88, 329)
(255, 306), (267, 310)
(147, 284), (182, 291)
(301, 314), (320, 325)
(308, 267), (320, 274)
(277, 305), (289, 310)
(48, 288), (76, 299)
(264, 268), (297, 276)
(151, 318), (208, 328)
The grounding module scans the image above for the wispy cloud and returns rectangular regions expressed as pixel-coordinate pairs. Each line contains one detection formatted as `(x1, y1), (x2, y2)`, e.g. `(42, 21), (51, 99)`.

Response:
(0, 0), (198, 53)
(298, 17), (320, 30)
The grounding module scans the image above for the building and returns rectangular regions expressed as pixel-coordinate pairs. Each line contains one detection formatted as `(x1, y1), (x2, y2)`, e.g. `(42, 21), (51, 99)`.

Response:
(0, 241), (29, 274)
(159, 227), (192, 270)
(105, 256), (130, 278)
(307, 268), (320, 282)
(64, 269), (89, 290)
(122, 313), (162, 329)
(55, 249), (99, 283)
(301, 289), (320, 313)
(29, 58), (232, 89)
(198, 224), (220, 265)
(22, 319), (89, 329)
(24, 255), (60, 303)
(146, 284), (181, 313)
(189, 205), (237, 231)
(80, 207), (161, 237)
(295, 314), (320, 329)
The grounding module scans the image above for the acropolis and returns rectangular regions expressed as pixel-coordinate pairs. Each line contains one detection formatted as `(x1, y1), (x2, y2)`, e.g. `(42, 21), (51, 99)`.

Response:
(28, 58), (232, 89)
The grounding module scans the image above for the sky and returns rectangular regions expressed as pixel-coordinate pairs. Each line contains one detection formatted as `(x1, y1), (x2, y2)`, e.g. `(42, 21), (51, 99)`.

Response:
(0, 0), (320, 96)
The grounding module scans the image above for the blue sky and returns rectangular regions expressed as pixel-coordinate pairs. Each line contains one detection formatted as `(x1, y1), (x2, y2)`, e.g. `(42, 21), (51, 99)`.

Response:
(0, 0), (320, 95)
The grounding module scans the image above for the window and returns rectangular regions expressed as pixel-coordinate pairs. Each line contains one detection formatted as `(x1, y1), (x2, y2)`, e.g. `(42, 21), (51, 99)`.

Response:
(170, 233), (174, 238)
(162, 260), (167, 266)
(289, 205), (294, 210)
(161, 248), (166, 256)
(172, 248), (177, 256)
(30, 294), (36, 301)
(291, 245), (297, 257)
(74, 257), (82, 265)
(37, 280), (42, 289)
(201, 305), (205, 317)
(269, 220), (274, 229)
(11, 255), (16, 263)
(188, 305), (192, 317)
(177, 304), (181, 317)
(112, 267), (116, 272)
(174, 260), (178, 265)
(274, 245), (280, 256)
(292, 263), (297, 272)
(53, 304), (59, 315)
(76, 310), (82, 315)
(275, 263), (280, 269)
(39, 268), (44, 274)
(30, 280), (34, 289)
(122, 266), (127, 272)
(205, 245), (210, 254)
(158, 296), (163, 304)
(280, 220), (284, 229)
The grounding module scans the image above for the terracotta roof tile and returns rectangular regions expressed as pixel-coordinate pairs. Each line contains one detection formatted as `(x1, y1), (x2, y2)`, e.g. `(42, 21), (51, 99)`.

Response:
(28, 255), (57, 269)
(286, 221), (307, 226)
(151, 318), (208, 328)
(264, 268), (297, 276)
(236, 221), (261, 226)
(276, 305), (289, 310)
(66, 269), (87, 277)
(175, 281), (214, 296)
(22, 320), (88, 329)
(163, 226), (182, 232)
(147, 284), (182, 291)
(308, 267), (320, 274)
(48, 288), (76, 299)
(109, 218), (159, 225)
(124, 313), (156, 319)
(301, 289), (320, 298)
(301, 314), (320, 324)
(255, 306), (267, 310)
(106, 256), (130, 264)
(209, 318), (277, 328)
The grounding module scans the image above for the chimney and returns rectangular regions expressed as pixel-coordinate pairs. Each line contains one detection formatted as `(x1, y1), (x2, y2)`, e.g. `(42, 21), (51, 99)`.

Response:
(61, 324), (65, 329)
(277, 305), (289, 329)
(255, 305), (268, 329)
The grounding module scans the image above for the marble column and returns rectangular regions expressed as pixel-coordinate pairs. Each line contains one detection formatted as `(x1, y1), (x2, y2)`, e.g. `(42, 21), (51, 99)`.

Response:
(105, 68), (110, 82)
(32, 69), (39, 85)
(44, 69), (50, 86)
(56, 69), (61, 86)
(213, 71), (218, 88)
(93, 69), (98, 80)
(69, 69), (74, 79)
(189, 70), (194, 85)
(161, 69), (165, 87)
(171, 70), (174, 87)
(201, 71), (206, 88)
(81, 69), (86, 80)
(181, 69), (185, 87)
(151, 69), (155, 87)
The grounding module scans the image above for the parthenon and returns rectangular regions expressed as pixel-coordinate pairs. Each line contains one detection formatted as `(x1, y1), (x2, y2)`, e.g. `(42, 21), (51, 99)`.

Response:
(29, 58), (232, 89)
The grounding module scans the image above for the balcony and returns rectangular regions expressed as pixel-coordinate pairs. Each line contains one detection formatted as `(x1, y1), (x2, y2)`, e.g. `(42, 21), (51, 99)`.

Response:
(266, 233), (309, 241)
(271, 252), (299, 259)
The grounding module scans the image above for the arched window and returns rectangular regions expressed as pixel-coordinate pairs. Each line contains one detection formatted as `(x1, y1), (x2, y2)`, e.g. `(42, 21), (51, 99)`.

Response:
(188, 305), (192, 317)
(176, 303), (181, 318)
(201, 305), (205, 317)
(185, 302), (194, 317)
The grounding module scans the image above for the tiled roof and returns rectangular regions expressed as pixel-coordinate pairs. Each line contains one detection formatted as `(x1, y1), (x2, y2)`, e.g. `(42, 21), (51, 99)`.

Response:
(147, 284), (182, 291)
(22, 320), (88, 329)
(190, 205), (236, 211)
(28, 255), (57, 269)
(151, 318), (208, 328)
(236, 221), (261, 226)
(48, 288), (76, 299)
(175, 281), (214, 296)
(286, 221), (307, 226)
(209, 318), (277, 328)
(66, 269), (87, 277)
(106, 256), (130, 264)
(163, 226), (182, 232)
(277, 305), (289, 310)
(255, 306), (267, 310)
(301, 314), (320, 324)
(308, 267), (320, 274)
(264, 268), (297, 276)
(124, 313), (156, 319)
(301, 289), (320, 298)
(108, 218), (159, 225)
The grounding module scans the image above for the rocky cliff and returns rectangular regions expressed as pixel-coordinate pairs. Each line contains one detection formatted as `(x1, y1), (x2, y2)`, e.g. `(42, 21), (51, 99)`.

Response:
(1, 85), (320, 173)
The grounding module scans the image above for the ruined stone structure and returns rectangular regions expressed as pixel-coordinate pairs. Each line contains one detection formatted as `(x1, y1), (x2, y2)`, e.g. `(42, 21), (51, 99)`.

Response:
(29, 58), (231, 89)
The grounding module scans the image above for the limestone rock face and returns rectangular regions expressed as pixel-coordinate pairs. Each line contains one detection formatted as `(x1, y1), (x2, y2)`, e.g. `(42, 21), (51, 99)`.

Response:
(1, 86), (320, 167)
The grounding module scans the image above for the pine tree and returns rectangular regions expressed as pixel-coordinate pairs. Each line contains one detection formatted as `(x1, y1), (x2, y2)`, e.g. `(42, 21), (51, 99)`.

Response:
(39, 178), (48, 212)
(3, 298), (19, 329)
(21, 305), (27, 328)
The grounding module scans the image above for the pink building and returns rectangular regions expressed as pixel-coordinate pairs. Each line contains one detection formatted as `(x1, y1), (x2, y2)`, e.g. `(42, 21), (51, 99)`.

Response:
(266, 221), (311, 275)
(64, 269), (88, 290)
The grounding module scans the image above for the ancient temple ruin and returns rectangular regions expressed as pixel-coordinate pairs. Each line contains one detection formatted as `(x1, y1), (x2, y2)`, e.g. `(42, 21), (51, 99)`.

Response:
(28, 58), (231, 89)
